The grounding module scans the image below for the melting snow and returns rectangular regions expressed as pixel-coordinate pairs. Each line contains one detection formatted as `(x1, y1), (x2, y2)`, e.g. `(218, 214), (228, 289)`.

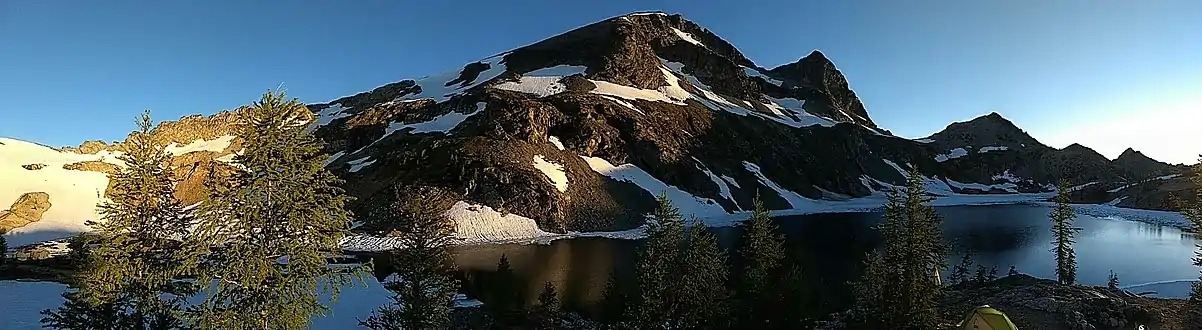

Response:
(978, 146), (1009, 153)
(587, 67), (690, 105)
(1107, 174), (1182, 193)
(1106, 196), (1129, 206)
(600, 95), (645, 114)
(945, 178), (1019, 193)
(742, 66), (783, 86)
(934, 148), (969, 162)
(313, 103), (353, 127)
(164, 135), (235, 156)
(345, 156), (376, 173)
(532, 155), (568, 192)
(914, 138), (936, 143)
(447, 201), (556, 245)
(671, 27), (706, 48)
(693, 158), (739, 210)
(323, 150), (346, 167)
(742, 161), (821, 210)
(581, 156), (726, 217)
(393, 55), (508, 103)
(547, 136), (566, 151)
(0, 138), (125, 246)
(493, 65), (588, 98)
(1066, 181), (1099, 192)
(720, 175), (742, 189)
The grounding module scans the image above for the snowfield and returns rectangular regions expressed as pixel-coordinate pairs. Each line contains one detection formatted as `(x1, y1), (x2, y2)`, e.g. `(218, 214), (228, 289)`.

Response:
(934, 147), (969, 162)
(493, 65), (588, 98)
(1, 138), (122, 246)
(164, 135), (235, 156)
(581, 156), (726, 218)
(531, 155), (568, 192)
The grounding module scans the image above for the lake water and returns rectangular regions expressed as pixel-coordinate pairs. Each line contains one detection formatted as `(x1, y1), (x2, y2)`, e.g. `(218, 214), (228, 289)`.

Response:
(441, 205), (1201, 317)
(4, 205), (1199, 328)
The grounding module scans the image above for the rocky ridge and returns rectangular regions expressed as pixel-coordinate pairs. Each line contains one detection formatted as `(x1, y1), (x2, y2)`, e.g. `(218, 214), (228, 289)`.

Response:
(0, 12), (1194, 246)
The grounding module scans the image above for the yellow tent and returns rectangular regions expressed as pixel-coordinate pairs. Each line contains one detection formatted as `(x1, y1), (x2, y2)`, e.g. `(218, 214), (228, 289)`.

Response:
(958, 305), (1018, 330)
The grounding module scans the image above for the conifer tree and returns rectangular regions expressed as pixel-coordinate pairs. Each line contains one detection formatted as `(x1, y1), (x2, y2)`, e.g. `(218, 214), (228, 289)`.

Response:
(973, 265), (988, 284)
(987, 265), (998, 282)
(733, 193), (786, 328)
(676, 217), (729, 329)
(948, 251), (974, 285)
(1108, 270), (1120, 290)
(189, 91), (356, 329)
(529, 282), (560, 330)
(43, 111), (197, 329)
(777, 263), (812, 328)
(598, 271), (630, 326)
(851, 166), (947, 330)
(1183, 158), (1202, 319)
(1008, 265), (1019, 277)
(362, 186), (459, 330)
(630, 192), (686, 329)
(1051, 181), (1082, 285)
(488, 254), (527, 329)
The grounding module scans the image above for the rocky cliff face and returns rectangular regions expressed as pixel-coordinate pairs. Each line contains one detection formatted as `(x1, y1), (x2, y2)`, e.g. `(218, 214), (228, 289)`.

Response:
(1, 12), (1193, 243)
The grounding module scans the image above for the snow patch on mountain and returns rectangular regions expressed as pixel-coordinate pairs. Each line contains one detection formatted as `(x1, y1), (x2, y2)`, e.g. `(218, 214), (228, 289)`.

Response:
(323, 150), (346, 167)
(447, 201), (556, 245)
(1066, 181), (1099, 193)
(314, 103), (352, 127)
(346, 156), (376, 173)
(743, 161), (822, 210)
(0, 138), (119, 246)
(588, 67), (691, 105)
(494, 65), (588, 98)
(935, 148), (969, 162)
(532, 155), (568, 192)
(547, 136), (566, 151)
(693, 158), (738, 211)
(978, 146), (1009, 153)
(581, 156), (726, 217)
(945, 178), (1019, 193)
(1105, 175), (1182, 193)
(742, 66), (783, 86)
(721, 175), (741, 189)
(393, 55), (508, 103)
(164, 135), (235, 156)
(600, 95), (645, 114)
(914, 138), (935, 143)
(671, 27), (706, 48)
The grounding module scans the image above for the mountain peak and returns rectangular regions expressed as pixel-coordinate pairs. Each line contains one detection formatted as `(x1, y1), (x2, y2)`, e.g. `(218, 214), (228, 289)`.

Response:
(925, 111), (1043, 150)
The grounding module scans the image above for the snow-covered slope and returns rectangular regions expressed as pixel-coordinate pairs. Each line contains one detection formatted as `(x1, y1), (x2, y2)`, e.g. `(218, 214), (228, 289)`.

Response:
(0, 138), (122, 246)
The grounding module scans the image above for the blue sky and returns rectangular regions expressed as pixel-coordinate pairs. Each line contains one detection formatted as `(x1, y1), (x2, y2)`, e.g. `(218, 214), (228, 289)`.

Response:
(2, 0), (1199, 164)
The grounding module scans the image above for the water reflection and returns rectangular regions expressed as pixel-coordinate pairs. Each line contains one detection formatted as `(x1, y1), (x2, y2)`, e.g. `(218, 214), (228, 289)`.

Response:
(425, 205), (1200, 318)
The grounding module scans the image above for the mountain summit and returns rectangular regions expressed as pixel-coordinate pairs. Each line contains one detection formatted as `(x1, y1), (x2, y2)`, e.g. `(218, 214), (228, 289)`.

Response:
(0, 12), (1189, 246)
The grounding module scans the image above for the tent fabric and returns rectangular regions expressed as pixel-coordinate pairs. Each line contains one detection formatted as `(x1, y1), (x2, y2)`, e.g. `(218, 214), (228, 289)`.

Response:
(959, 305), (1018, 330)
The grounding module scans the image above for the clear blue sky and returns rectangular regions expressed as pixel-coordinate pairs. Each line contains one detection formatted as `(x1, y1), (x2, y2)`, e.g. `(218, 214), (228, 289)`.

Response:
(2, 0), (1199, 164)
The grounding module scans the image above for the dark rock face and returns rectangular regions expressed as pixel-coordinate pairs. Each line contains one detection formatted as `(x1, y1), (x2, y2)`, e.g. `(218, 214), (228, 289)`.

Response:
(767, 51), (875, 128)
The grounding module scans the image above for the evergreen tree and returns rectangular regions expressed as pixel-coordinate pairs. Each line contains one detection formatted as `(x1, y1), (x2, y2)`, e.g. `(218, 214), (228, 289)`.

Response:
(850, 251), (888, 329)
(362, 186), (459, 330)
(488, 254), (527, 329)
(987, 265), (998, 282)
(189, 91), (356, 329)
(1008, 265), (1019, 277)
(0, 231), (7, 269)
(630, 192), (686, 329)
(42, 111), (197, 330)
(529, 282), (560, 330)
(1183, 158), (1202, 321)
(973, 265), (988, 284)
(777, 263), (812, 329)
(1108, 270), (1120, 290)
(598, 271), (630, 326)
(676, 218), (729, 330)
(1050, 181), (1082, 285)
(733, 193), (786, 328)
(851, 166), (947, 330)
(948, 251), (974, 285)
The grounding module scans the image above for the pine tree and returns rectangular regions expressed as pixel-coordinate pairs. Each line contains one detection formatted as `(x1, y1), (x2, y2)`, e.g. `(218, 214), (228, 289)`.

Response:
(0, 231), (7, 269)
(630, 192), (686, 329)
(948, 251), (974, 285)
(852, 167), (947, 330)
(1051, 181), (1082, 285)
(43, 111), (198, 330)
(488, 254), (527, 329)
(777, 263), (811, 329)
(1008, 265), (1019, 277)
(676, 217), (729, 330)
(1108, 270), (1120, 290)
(733, 193), (786, 328)
(529, 282), (560, 330)
(973, 265), (988, 284)
(598, 271), (630, 326)
(987, 265), (998, 282)
(362, 185), (459, 330)
(189, 91), (357, 329)
(851, 251), (888, 329)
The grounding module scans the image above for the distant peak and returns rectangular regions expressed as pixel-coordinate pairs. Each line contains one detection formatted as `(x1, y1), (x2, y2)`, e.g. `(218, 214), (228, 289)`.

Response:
(805, 49), (828, 60)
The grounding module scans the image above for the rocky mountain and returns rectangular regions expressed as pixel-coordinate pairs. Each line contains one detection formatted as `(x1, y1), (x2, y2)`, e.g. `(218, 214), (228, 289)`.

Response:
(0, 12), (1193, 247)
